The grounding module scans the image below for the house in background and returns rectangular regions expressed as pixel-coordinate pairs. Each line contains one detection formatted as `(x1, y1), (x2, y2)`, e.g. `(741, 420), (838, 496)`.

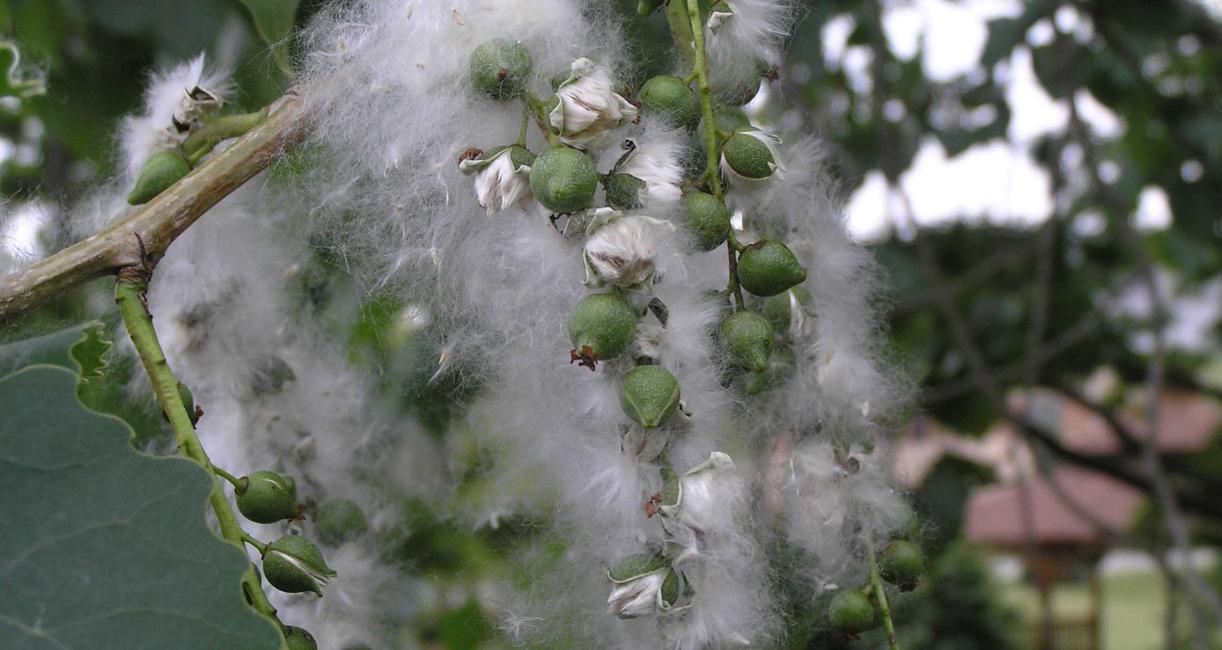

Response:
(894, 388), (1220, 650)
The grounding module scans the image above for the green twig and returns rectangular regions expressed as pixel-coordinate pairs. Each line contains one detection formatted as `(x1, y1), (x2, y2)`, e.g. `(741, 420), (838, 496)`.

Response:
(242, 533), (269, 554)
(183, 108), (270, 166)
(681, 0), (743, 310)
(867, 539), (901, 650)
(727, 245), (744, 310)
(516, 106), (531, 146)
(115, 272), (280, 624)
(685, 0), (722, 200)
(0, 91), (308, 325)
(526, 94), (561, 146)
(214, 466), (245, 490)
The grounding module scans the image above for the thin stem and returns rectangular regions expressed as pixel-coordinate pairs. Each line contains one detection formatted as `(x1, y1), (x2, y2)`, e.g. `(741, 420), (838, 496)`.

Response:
(681, 0), (744, 311)
(685, 0), (722, 200)
(214, 466), (244, 490)
(867, 540), (901, 650)
(727, 244), (744, 310)
(114, 274), (280, 624)
(183, 108), (270, 165)
(516, 106), (530, 146)
(526, 95), (561, 147)
(242, 533), (269, 554)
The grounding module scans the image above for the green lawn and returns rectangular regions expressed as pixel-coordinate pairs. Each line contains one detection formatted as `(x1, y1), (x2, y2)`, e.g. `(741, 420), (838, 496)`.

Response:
(999, 571), (1168, 650)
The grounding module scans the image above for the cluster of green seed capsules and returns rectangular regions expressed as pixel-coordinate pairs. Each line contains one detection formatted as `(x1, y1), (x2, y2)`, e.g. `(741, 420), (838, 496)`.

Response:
(221, 465), (370, 649)
(466, 24), (814, 620)
(828, 541), (924, 638)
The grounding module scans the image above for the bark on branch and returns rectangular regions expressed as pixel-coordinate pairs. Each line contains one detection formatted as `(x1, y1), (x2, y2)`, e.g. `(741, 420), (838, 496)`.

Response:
(0, 90), (310, 325)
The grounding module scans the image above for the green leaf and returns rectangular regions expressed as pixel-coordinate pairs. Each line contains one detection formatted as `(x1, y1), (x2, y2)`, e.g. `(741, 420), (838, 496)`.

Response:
(0, 366), (283, 650)
(240, 0), (300, 71)
(0, 322), (170, 447)
(69, 321), (111, 382)
(980, 1), (1050, 69)
(0, 322), (98, 376)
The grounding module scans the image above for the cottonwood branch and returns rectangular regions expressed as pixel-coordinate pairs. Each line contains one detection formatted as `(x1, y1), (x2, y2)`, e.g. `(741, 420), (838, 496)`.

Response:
(0, 90), (310, 325)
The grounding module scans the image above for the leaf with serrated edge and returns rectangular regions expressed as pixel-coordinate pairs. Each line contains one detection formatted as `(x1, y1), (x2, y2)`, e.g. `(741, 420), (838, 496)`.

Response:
(0, 366), (283, 650)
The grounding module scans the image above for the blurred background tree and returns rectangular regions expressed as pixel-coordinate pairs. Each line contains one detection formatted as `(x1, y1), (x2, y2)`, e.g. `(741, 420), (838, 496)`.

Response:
(1, 0), (1219, 647)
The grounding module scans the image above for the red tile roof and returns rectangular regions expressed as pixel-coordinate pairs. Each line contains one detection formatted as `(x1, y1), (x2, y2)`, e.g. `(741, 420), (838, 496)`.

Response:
(963, 466), (1142, 548)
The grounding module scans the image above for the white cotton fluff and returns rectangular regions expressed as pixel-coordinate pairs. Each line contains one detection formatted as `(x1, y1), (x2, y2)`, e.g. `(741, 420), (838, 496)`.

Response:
(119, 54), (231, 183)
(704, 0), (796, 102)
(42, 0), (919, 646)
(612, 126), (687, 211)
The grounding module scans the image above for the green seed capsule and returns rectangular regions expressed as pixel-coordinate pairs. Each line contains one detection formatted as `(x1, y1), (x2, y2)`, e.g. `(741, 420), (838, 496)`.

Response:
(126, 149), (190, 205)
(879, 540), (924, 592)
(283, 626), (318, 650)
(684, 191), (732, 251)
(621, 365), (681, 429)
(603, 172), (647, 210)
(710, 105), (751, 134)
(743, 346), (794, 395)
(236, 470), (299, 524)
(828, 590), (877, 635)
(639, 75), (701, 130)
(529, 146), (599, 213)
(636, 0), (664, 16)
(714, 74), (761, 107)
(722, 132), (776, 179)
(709, 53), (765, 107)
(314, 498), (369, 547)
(469, 39), (533, 100)
(568, 292), (638, 369)
(262, 535), (336, 596)
(761, 287), (809, 331)
(736, 240), (807, 297)
(720, 310), (774, 373)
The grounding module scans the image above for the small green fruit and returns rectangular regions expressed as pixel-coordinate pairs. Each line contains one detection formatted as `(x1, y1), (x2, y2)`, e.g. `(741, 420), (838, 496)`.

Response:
(639, 75), (700, 129)
(469, 39), (533, 100)
(568, 292), (638, 369)
(721, 310), (774, 373)
(743, 347), (793, 395)
(684, 191), (732, 251)
(722, 132), (776, 179)
(283, 626), (318, 650)
(621, 365), (681, 429)
(828, 590), (877, 635)
(603, 172), (647, 210)
(715, 75), (761, 107)
(737, 240), (807, 297)
(126, 149), (190, 205)
(710, 105), (751, 133)
(262, 535), (336, 596)
(236, 470), (299, 524)
(314, 498), (369, 547)
(709, 56), (764, 107)
(636, 0), (664, 16)
(879, 540), (924, 592)
(529, 146), (598, 213)
(761, 288), (809, 331)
